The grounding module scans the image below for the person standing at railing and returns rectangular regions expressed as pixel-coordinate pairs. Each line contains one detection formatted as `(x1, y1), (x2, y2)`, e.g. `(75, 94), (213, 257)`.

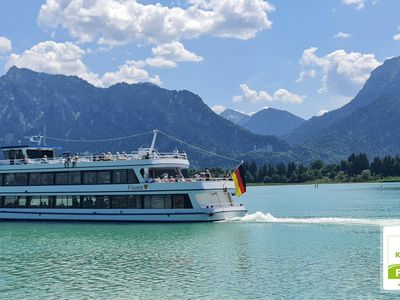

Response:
(41, 155), (48, 164)
(64, 156), (71, 167)
(72, 155), (78, 167)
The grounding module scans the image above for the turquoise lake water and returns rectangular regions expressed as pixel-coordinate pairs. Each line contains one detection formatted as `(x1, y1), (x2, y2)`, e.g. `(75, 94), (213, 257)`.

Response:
(2, 183), (400, 299)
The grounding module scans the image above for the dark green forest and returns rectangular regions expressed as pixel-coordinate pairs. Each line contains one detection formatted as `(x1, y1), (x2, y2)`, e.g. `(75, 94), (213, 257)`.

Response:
(192, 153), (400, 184)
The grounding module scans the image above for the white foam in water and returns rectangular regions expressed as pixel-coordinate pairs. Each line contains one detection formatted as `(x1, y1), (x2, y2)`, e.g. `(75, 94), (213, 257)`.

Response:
(231, 211), (400, 226)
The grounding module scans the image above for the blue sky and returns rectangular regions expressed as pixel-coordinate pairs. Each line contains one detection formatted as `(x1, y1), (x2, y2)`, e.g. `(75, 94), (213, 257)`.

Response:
(0, 0), (399, 119)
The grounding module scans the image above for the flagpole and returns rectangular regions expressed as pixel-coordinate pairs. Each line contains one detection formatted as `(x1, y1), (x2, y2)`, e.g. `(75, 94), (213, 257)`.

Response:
(231, 160), (244, 175)
(223, 160), (244, 189)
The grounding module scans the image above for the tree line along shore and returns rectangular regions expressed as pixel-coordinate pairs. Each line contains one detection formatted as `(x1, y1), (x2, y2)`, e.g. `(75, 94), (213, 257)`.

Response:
(189, 153), (400, 184)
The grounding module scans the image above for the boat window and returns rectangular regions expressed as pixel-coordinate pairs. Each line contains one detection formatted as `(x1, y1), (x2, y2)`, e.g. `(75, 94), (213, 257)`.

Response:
(72, 196), (81, 208)
(29, 196), (41, 208)
(111, 196), (127, 209)
(128, 195), (141, 208)
(173, 195), (184, 208)
(82, 196), (95, 208)
(0, 174), (3, 186)
(26, 149), (54, 159)
(42, 196), (51, 208)
(113, 170), (127, 184)
(69, 172), (81, 185)
(42, 173), (54, 185)
(94, 196), (110, 209)
(0, 194), (192, 209)
(151, 195), (165, 209)
(83, 172), (97, 184)
(127, 170), (139, 184)
(29, 173), (42, 185)
(28, 196), (51, 208)
(55, 195), (73, 208)
(4, 150), (25, 160)
(184, 194), (192, 208)
(164, 195), (172, 209)
(172, 194), (193, 209)
(17, 196), (27, 208)
(4, 174), (16, 186)
(97, 171), (111, 184)
(143, 196), (151, 209)
(4, 196), (18, 208)
(148, 168), (179, 181)
(15, 173), (28, 186)
(111, 195), (142, 209)
(55, 173), (69, 185)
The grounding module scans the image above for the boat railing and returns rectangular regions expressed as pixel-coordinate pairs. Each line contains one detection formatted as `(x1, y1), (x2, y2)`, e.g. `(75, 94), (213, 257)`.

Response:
(0, 151), (188, 166)
(146, 177), (231, 183)
(183, 177), (230, 182)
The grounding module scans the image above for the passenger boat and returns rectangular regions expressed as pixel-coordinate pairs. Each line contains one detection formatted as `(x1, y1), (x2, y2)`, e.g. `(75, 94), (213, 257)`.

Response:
(0, 130), (247, 222)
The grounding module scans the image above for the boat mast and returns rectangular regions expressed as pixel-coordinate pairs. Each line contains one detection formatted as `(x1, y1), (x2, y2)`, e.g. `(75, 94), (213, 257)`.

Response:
(149, 129), (158, 153)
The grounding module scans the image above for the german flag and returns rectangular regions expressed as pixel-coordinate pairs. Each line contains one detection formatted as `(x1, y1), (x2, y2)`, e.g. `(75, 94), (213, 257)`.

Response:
(232, 164), (246, 197)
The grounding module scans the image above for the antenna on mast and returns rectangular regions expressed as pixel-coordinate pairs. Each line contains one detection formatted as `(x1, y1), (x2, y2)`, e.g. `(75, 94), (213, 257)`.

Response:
(43, 127), (47, 146)
(26, 135), (44, 146)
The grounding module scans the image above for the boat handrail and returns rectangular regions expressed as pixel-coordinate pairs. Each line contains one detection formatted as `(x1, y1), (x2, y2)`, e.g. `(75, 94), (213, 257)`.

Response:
(146, 177), (230, 183)
(0, 151), (188, 166)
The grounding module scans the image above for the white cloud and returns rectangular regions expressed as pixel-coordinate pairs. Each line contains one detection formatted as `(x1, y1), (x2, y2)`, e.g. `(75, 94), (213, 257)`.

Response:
(38, 0), (274, 47)
(233, 84), (304, 104)
(334, 32), (351, 39)
(233, 84), (272, 103)
(145, 57), (177, 68)
(273, 89), (304, 104)
(101, 60), (161, 87)
(296, 69), (316, 82)
(145, 42), (203, 68)
(393, 27), (400, 41)
(300, 47), (381, 96)
(0, 36), (12, 54)
(211, 105), (226, 114)
(151, 42), (203, 63)
(5, 41), (101, 85)
(5, 41), (161, 88)
(342, 0), (365, 9)
(317, 109), (328, 116)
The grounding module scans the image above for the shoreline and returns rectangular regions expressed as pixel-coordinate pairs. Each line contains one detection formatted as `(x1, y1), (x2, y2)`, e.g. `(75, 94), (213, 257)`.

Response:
(247, 176), (400, 186)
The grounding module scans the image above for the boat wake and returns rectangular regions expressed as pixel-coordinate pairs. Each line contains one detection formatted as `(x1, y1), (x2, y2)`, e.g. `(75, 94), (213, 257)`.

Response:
(230, 211), (400, 226)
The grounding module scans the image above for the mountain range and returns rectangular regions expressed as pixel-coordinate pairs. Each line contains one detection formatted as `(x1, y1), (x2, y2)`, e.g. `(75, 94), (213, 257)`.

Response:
(0, 66), (290, 167)
(219, 108), (250, 126)
(282, 56), (400, 160)
(219, 56), (400, 162)
(1, 55), (400, 167)
(220, 107), (305, 136)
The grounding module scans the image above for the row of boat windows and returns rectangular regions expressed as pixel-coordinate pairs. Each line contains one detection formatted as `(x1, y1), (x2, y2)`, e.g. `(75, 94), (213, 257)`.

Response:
(0, 194), (193, 209)
(0, 169), (140, 186)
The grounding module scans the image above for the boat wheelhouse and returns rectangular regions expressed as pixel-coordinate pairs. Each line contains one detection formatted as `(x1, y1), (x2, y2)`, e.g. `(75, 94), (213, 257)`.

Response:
(0, 131), (246, 222)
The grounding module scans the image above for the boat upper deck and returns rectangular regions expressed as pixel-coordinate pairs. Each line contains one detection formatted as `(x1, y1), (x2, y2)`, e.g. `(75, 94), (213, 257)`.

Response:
(0, 148), (189, 170)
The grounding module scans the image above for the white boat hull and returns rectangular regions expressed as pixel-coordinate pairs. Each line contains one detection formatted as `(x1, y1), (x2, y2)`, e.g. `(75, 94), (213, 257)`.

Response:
(0, 206), (246, 222)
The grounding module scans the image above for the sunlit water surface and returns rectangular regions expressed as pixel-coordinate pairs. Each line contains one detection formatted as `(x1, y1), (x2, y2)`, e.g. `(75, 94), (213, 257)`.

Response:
(2, 183), (400, 299)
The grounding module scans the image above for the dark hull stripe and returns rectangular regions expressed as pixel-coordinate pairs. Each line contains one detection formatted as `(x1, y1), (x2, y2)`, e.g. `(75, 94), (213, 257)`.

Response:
(0, 188), (228, 195)
(0, 210), (245, 216)
(0, 219), (225, 223)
